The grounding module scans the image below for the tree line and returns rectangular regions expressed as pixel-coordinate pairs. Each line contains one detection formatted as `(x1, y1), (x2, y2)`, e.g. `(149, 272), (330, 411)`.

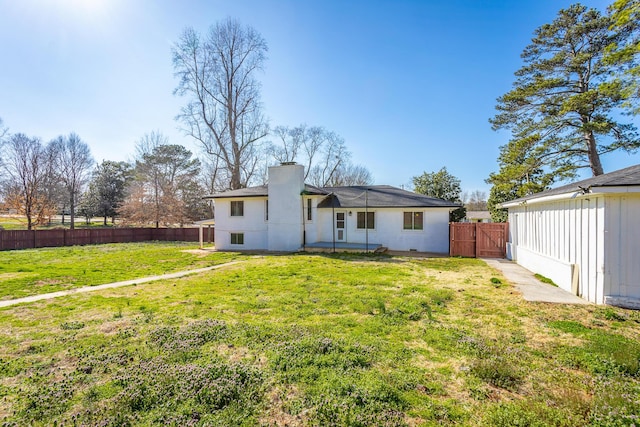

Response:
(0, 18), (375, 230)
(0, 121), (371, 230)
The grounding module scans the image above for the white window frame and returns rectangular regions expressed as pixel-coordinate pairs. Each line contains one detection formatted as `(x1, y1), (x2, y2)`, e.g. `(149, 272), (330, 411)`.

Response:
(230, 232), (244, 245)
(306, 198), (313, 222)
(403, 211), (424, 230)
(356, 211), (375, 230)
(230, 200), (244, 217)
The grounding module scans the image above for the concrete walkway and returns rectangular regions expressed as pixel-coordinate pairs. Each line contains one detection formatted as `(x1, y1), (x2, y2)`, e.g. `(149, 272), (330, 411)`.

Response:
(0, 261), (242, 308)
(482, 258), (590, 305)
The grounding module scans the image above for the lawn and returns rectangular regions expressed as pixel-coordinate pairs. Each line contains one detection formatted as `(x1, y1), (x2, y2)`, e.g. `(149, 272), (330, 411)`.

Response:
(0, 249), (639, 426)
(0, 242), (241, 300)
(0, 215), (111, 230)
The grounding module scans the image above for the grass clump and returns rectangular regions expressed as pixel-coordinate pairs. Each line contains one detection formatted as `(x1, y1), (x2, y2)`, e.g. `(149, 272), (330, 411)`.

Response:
(534, 273), (558, 287)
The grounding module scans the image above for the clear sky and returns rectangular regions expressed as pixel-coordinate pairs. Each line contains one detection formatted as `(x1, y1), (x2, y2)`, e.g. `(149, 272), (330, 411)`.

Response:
(1, 0), (636, 195)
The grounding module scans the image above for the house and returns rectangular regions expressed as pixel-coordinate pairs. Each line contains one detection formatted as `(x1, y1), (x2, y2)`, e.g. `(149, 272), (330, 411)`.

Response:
(463, 211), (492, 223)
(205, 163), (459, 254)
(502, 164), (640, 308)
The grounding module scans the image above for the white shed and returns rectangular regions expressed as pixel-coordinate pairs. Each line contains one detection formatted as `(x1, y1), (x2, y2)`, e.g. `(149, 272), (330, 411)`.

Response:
(502, 164), (640, 308)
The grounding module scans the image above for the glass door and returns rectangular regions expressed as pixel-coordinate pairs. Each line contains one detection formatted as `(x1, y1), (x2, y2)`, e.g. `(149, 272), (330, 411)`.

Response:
(335, 211), (346, 241)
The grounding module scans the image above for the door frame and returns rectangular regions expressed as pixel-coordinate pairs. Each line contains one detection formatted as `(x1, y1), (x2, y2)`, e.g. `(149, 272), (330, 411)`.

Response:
(335, 210), (347, 242)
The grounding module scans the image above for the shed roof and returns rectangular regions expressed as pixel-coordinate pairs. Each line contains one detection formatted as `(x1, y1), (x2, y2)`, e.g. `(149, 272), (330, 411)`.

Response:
(502, 164), (640, 207)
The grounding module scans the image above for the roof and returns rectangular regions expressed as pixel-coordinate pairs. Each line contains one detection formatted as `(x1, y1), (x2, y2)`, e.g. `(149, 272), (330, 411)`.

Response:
(193, 218), (215, 225)
(465, 211), (492, 220)
(204, 184), (328, 199)
(502, 164), (640, 207)
(316, 185), (459, 209)
(206, 183), (459, 209)
(204, 185), (268, 199)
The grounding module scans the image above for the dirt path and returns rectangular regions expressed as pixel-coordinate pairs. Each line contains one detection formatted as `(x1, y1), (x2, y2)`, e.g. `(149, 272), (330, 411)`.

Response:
(0, 261), (242, 308)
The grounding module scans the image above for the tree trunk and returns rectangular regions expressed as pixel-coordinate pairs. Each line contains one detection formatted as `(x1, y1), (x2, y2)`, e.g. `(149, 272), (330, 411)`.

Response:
(26, 203), (32, 231)
(69, 195), (75, 230)
(585, 130), (604, 176)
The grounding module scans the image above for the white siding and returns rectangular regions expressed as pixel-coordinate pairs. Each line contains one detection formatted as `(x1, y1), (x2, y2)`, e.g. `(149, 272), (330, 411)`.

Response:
(508, 196), (604, 302)
(213, 198), (268, 250)
(509, 193), (640, 305)
(313, 207), (451, 253)
(302, 197), (321, 245)
(604, 195), (640, 301)
(267, 165), (305, 251)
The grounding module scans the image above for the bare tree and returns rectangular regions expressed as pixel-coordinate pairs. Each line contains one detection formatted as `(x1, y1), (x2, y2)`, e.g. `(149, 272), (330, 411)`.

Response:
(173, 18), (269, 190)
(328, 163), (373, 186)
(0, 117), (7, 143)
(1, 134), (57, 229)
(462, 190), (488, 211)
(269, 124), (373, 187)
(51, 133), (94, 229)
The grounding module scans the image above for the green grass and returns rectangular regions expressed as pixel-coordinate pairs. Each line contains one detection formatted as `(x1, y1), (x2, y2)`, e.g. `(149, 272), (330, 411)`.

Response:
(534, 273), (558, 287)
(0, 215), (116, 230)
(0, 242), (241, 300)
(0, 216), (25, 230)
(0, 251), (638, 426)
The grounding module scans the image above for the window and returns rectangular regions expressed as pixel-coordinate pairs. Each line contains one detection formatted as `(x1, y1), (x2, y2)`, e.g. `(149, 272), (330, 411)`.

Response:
(230, 201), (244, 216)
(307, 198), (312, 221)
(357, 211), (375, 229)
(230, 233), (244, 245)
(265, 200), (268, 221)
(403, 212), (423, 230)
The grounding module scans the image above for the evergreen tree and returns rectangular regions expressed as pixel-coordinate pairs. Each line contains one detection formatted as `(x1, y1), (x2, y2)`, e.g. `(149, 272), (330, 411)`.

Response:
(490, 3), (639, 181)
(84, 161), (134, 225)
(606, 0), (640, 113)
(412, 167), (465, 222)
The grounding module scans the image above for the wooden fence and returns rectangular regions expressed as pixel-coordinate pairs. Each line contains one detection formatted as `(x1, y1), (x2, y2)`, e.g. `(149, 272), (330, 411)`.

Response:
(450, 222), (508, 258)
(0, 228), (199, 251)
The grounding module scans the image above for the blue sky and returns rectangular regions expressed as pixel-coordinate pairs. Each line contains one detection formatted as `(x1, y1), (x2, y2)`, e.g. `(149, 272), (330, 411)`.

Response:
(1, 0), (636, 194)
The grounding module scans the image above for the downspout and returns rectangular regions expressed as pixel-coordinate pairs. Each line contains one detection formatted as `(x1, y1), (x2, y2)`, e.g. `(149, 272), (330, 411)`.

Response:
(301, 193), (306, 248)
(332, 193), (335, 253)
(365, 188), (369, 253)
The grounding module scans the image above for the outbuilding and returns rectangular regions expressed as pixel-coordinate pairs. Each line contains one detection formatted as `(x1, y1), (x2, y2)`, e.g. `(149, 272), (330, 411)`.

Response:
(502, 164), (640, 307)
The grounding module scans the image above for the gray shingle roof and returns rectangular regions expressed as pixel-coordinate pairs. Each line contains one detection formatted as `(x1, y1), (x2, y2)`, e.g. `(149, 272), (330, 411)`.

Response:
(204, 184), (328, 199)
(504, 164), (640, 204)
(205, 183), (459, 209)
(204, 185), (268, 199)
(316, 185), (460, 209)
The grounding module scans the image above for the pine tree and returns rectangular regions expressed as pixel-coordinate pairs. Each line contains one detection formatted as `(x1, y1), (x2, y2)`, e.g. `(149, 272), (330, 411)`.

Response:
(490, 4), (639, 181)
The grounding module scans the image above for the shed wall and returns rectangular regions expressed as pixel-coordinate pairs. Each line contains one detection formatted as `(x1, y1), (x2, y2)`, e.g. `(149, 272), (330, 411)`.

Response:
(604, 195), (640, 303)
(508, 195), (605, 303)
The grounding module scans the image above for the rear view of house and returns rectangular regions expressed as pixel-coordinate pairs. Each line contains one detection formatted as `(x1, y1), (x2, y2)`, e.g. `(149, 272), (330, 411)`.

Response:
(502, 164), (640, 308)
(206, 163), (459, 253)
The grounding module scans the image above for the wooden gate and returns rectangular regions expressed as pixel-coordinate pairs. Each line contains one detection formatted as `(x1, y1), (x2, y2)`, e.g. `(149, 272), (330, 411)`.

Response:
(450, 222), (508, 258)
